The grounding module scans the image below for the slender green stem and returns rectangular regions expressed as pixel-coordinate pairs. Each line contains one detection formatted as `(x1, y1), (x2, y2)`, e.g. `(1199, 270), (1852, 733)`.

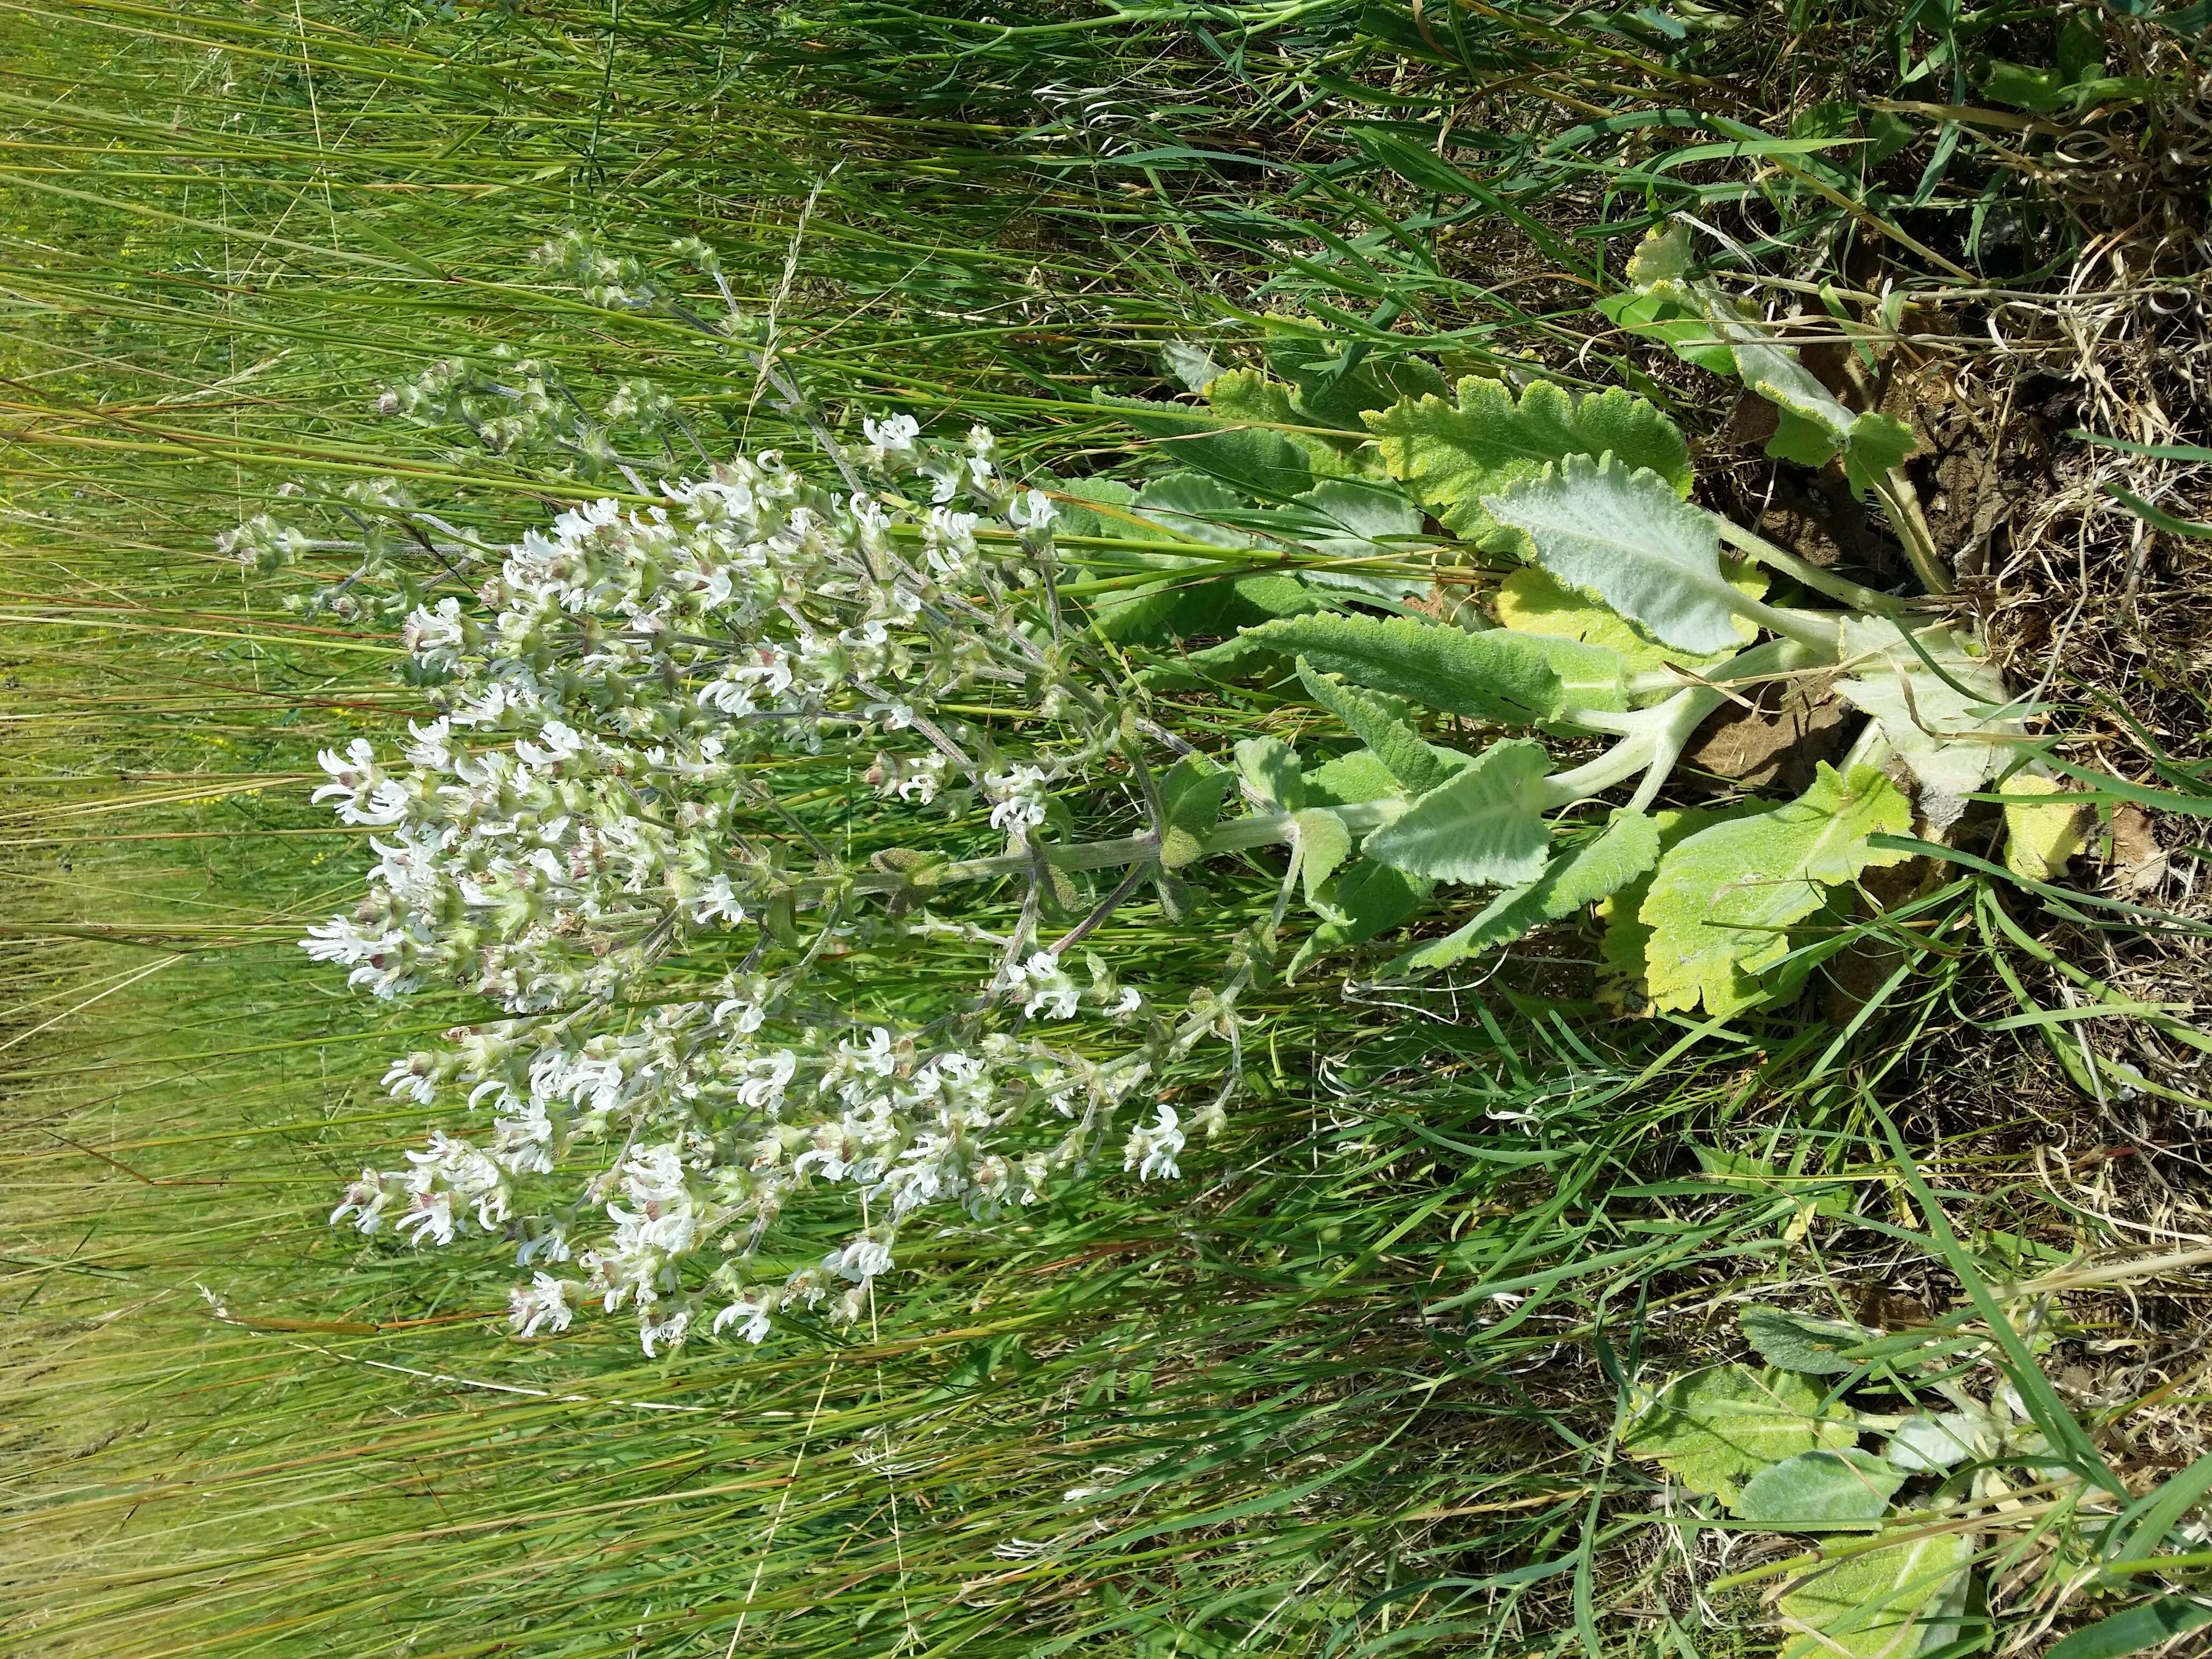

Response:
(849, 799), (1402, 896)
(1874, 471), (1955, 596)
(1729, 595), (1848, 654)
(1714, 515), (1912, 616)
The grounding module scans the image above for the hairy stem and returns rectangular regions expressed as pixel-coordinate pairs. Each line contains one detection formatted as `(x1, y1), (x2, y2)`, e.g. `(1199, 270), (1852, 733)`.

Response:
(1545, 636), (1828, 811)
(850, 798), (1402, 897)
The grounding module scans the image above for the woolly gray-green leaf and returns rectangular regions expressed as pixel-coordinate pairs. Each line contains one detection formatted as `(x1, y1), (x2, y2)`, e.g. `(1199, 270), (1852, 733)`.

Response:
(1776, 1533), (1972, 1659)
(1360, 739), (1554, 886)
(1365, 376), (1691, 541)
(1483, 453), (1746, 655)
(1093, 387), (1315, 500)
(1391, 808), (1657, 973)
(1624, 1363), (1858, 1506)
(1742, 1306), (1879, 1377)
(1735, 1448), (1902, 1529)
(1639, 763), (1915, 1017)
(1834, 619), (2024, 818)
(1132, 472), (1258, 549)
(2044, 1596), (2212, 1659)
(1259, 318), (1451, 432)
(1158, 754), (1235, 870)
(1843, 410), (1916, 496)
(1289, 860), (1434, 976)
(1233, 737), (1304, 811)
(1284, 478), (1428, 600)
(1303, 749), (1406, 806)
(1296, 659), (1446, 797)
(1885, 1414), (1985, 1474)
(1292, 809), (1351, 907)
(1203, 368), (1367, 480)
(1242, 612), (1564, 724)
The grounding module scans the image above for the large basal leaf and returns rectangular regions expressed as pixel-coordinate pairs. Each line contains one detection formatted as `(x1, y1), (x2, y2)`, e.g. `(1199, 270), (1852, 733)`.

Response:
(2043, 1595), (2212, 1659)
(1291, 808), (1351, 907)
(1610, 228), (1920, 499)
(1712, 304), (1855, 452)
(1282, 478), (1429, 599)
(1233, 736), (1305, 811)
(1639, 763), (1914, 1017)
(1841, 409), (1917, 497)
(1776, 1532), (1972, 1659)
(1514, 631), (1631, 714)
(1484, 453), (1746, 655)
(1360, 738), (1554, 886)
(1736, 1448), (1903, 1529)
(1625, 221), (1694, 286)
(1392, 808), (1657, 972)
(1835, 619), (2024, 822)
(1203, 369), (1365, 481)
(1595, 802), (1767, 1007)
(1242, 611), (1566, 724)
(1094, 570), (1329, 649)
(1365, 376), (1691, 540)
(1742, 1306), (1880, 1376)
(1594, 285), (1738, 375)
(1998, 772), (2092, 882)
(1043, 474), (1140, 539)
(1297, 660), (1448, 797)
(1884, 1413), (1986, 1474)
(1259, 316), (1451, 432)
(1093, 387), (1316, 500)
(1624, 1363), (1858, 1506)
(1131, 472), (1259, 548)
(1090, 474), (1336, 647)
(1158, 753), (1236, 869)
(1496, 557), (1767, 676)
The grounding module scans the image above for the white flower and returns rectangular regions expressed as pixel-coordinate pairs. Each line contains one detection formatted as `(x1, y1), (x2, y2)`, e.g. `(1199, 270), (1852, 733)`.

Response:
(1006, 951), (1079, 1020)
(509, 1273), (578, 1338)
(837, 1026), (896, 1078)
(712, 995), (766, 1034)
(382, 1053), (438, 1105)
(922, 459), (962, 504)
(397, 1186), (459, 1246)
(986, 765), (1050, 834)
(301, 418), (1236, 1348)
(686, 873), (747, 928)
(862, 412), (920, 457)
(515, 719), (586, 767)
(1124, 1104), (1184, 1182)
(402, 598), (468, 671)
(311, 738), (409, 826)
(403, 717), (454, 770)
(737, 1049), (797, 1112)
(639, 1300), (691, 1357)
(712, 1293), (773, 1343)
(330, 1169), (392, 1234)
(492, 1102), (557, 1175)
(1008, 488), (1056, 530)
(825, 1234), (895, 1283)
(516, 1224), (570, 1267)
(302, 918), (415, 998)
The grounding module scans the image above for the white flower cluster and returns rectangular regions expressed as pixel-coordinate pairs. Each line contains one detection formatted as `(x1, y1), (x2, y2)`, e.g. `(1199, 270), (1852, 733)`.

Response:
(301, 420), (1205, 1353)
